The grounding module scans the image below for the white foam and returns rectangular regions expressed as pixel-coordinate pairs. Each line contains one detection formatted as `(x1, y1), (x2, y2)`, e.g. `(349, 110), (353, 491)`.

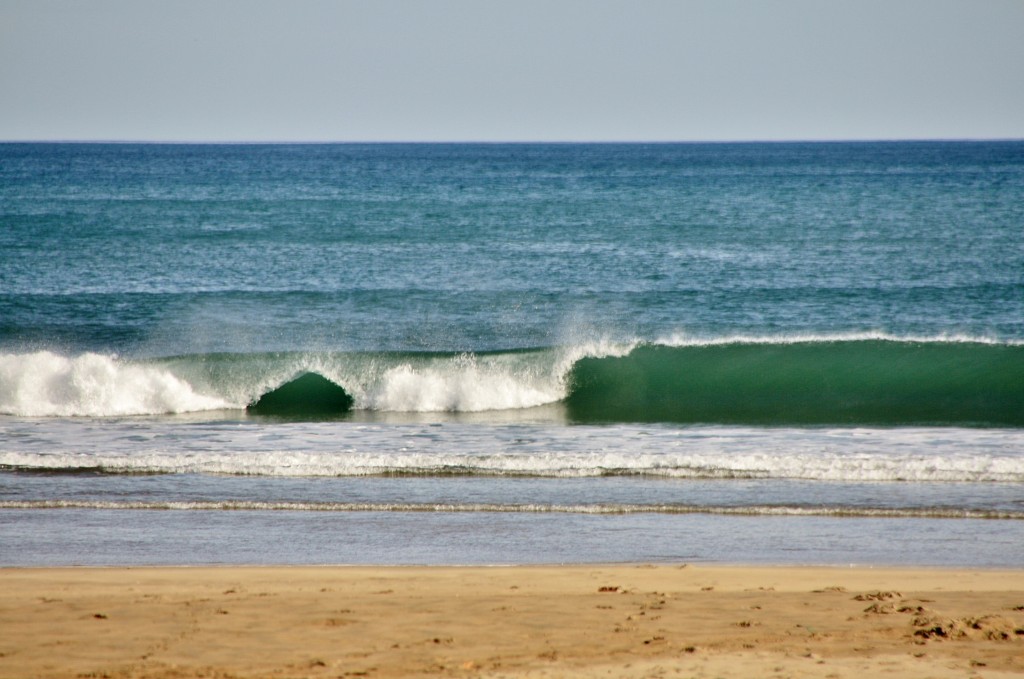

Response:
(0, 351), (228, 417)
(0, 342), (634, 417)
(356, 355), (558, 412)
(334, 341), (635, 413)
(3, 439), (1022, 482)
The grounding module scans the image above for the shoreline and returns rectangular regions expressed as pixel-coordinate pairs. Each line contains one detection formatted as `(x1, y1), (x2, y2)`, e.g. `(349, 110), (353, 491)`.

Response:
(7, 506), (1022, 569)
(3, 564), (1022, 678)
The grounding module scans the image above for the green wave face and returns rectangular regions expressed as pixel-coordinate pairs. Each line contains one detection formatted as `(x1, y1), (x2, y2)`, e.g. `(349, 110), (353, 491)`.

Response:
(246, 372), (354, 417)
(565, 341), (1024, 426)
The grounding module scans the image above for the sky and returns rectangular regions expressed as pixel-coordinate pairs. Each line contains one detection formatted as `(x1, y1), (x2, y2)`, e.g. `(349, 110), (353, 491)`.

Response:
(2, 0), (1023, 142)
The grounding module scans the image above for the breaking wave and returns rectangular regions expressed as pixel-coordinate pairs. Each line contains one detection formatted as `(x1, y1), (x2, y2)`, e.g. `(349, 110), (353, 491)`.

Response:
(1, 334), (1021, 425)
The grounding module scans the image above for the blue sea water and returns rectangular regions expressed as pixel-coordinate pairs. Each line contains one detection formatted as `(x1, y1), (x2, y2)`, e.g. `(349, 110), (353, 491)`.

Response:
(1, 141), (1022, 566)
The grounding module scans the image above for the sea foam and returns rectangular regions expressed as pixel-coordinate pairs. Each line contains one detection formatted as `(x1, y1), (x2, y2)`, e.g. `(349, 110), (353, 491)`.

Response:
(2, 448), (1023, 482)
(0, 351), (227, 417)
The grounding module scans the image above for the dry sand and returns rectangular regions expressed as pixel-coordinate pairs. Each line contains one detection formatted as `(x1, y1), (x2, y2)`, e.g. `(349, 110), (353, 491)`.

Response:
(1, 564), (1022, 678)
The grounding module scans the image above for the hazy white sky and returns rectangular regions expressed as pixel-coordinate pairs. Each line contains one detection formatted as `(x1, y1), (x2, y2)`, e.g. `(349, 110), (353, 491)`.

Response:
(2, 0), (1022, 142)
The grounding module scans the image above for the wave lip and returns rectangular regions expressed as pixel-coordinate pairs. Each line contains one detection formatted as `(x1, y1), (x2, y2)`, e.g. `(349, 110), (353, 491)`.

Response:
(654, 331), (1024, 347)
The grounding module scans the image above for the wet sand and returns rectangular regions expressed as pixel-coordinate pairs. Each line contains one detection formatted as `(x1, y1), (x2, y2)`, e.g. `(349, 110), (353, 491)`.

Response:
(2, 564), (1022, 678)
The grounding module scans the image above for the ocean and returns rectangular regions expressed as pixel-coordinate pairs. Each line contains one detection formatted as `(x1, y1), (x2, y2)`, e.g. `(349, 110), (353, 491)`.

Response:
(1, 141), (1022, 567)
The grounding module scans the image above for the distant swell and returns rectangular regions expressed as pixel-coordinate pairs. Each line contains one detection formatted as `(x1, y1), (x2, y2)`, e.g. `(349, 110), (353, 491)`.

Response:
(2, 337), (1022, 425)
(2, 500), (1021, 520)
(567, 341), (1024, 426)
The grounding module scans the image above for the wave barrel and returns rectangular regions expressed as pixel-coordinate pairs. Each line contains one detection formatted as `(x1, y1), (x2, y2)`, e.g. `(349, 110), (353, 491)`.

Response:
(564, 341), (1024, 426)
(247, 372), (354, 417)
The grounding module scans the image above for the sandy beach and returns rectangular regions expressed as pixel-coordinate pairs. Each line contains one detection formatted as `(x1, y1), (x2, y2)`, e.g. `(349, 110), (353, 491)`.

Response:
(1, 564), (1022, 678)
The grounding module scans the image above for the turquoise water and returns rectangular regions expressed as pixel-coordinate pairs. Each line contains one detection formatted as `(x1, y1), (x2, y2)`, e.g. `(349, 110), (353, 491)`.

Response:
(1, 142), (1022, 566)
